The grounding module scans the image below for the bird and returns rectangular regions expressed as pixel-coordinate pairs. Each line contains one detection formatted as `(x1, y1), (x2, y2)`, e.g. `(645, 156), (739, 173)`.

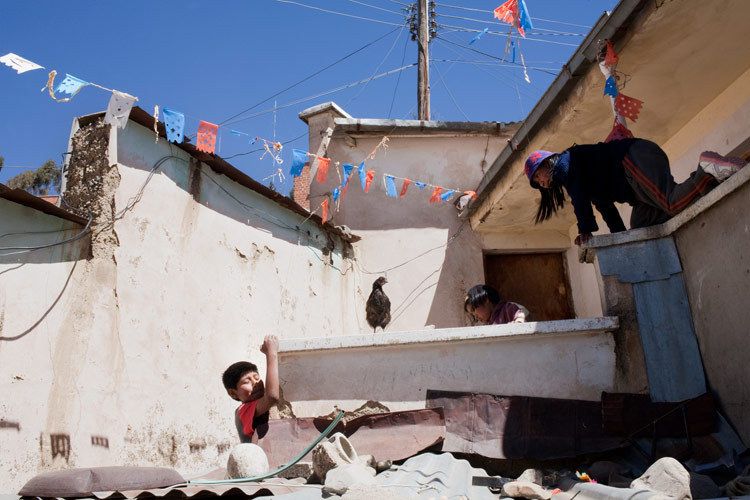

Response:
(366, 277), (391, 332)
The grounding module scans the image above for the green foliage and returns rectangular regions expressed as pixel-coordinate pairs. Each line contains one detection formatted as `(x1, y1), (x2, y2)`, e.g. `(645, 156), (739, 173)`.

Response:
(7, 160), (61, 196)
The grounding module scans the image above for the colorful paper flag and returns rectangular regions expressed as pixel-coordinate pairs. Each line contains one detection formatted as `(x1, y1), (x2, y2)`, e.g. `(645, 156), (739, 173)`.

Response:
(290, 149), (308, 177)
(359, 161), (367, 190)
(104, 90), (137, 129)
(56, 74), (89, 97)
(400, 178), (412, 197)
(605, 119), (634, 142)
(321, 198), (329, 223)
(614, 94), (643, 122)
(414, 181), (427, 190)
(604, 40), (619, 66)
(316, 157), (331, 183)
(440, 189), (456, 202)
(494, 0), (532, 37)
(604, 76), (618, 97)
(429, 186), (444, 203)
(0, 52), (43, 74)
(162, 108), (185, 144)
(196, 120), (219, 154)
(364, 170), (375, 193)
(518, 0), (533, 34)
(469, 28), (489, 45)
(463, 190), (477, 200)
(384, 175), (398, 198)
(342, 163), (354, 186)
(332, 187), (341, 203)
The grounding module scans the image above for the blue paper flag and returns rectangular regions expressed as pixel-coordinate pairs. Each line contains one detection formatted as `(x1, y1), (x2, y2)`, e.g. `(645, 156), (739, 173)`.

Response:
(332, 187), (340, 203)
(342, 163), (354, 186)
(290, 149), (308, 177)
(384, 175), (398, 198)
(518, 0), (534, 32)
(469, 28), (489, 45)
(162, 108), (185, 144)
(604, 76), (619, 97)
(359, 161), (367, 191)
(440, 189), (456, 202)
(511, 40), (516, 64)
(414, 181), (428, 190)
(55, 74), (89, 97)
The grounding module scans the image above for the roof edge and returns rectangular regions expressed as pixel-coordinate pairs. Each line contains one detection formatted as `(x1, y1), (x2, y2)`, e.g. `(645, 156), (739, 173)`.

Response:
(0, 183), (88, 226)
(465, 0), (648, 219)
(333, 118), (519, 136)
(299, 102), (352, 124)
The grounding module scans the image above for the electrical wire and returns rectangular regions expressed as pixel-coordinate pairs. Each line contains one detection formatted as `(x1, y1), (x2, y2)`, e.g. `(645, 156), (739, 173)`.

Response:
(437, 2), (592, 28)
(438, 23), (580, 47)
(272, 0), (406, 27)
(346, 26), (406, 106)
(221, 132), (307, 161)
(388, 28), (411, 118)
(432, 62), (470, 120)
(222, 63), (418, 127)
(436, 13), (586, 36)
(217, 27), (402, 125)
(0, 216), (92, 256)
(433, 58), (558, 73)
(342, 0), (406, 17)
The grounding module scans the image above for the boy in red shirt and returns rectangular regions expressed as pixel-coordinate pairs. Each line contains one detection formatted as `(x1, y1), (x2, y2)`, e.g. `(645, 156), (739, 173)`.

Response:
(222, 335), (280, 443)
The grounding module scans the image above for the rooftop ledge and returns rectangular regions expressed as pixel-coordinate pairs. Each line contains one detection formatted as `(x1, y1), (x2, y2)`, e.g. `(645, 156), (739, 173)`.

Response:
(279, 317), (619, 354)
(586, 164), (750, 249)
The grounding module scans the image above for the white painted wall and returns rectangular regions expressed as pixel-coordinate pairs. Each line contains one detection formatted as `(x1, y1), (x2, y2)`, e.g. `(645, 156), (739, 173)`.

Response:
(0, 118), (359, 492)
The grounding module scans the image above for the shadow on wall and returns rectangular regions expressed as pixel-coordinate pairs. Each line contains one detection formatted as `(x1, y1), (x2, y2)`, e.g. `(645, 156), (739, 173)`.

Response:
(0, 260), (78, 342)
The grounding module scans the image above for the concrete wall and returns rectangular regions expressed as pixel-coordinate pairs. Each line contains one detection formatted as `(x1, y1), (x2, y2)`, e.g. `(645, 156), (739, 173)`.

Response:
(674, 175), (750, 443)
(306, 110), (512, 331)
(0, 118), (357, 491)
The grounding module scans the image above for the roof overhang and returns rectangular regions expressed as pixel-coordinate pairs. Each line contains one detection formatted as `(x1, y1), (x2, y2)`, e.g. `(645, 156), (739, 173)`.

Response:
(466, 0), (750, 234)
(333, 118), (519, 138)
(0, 183), (88, 226)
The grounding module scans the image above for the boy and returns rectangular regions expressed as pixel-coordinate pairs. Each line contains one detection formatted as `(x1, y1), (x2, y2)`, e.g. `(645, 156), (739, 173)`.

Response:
(464, 284), (529, 325)
(222, 335), (279, 443)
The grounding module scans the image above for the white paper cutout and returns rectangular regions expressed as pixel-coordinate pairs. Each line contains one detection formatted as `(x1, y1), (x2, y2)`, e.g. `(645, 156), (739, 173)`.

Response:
(0, 53), (44, 74)
(104, 90), (138, 129)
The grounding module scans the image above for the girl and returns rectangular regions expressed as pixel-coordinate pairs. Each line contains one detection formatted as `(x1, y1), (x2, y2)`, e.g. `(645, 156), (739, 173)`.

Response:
(464, 284), (529, 325)
(525, 140), (746, 245)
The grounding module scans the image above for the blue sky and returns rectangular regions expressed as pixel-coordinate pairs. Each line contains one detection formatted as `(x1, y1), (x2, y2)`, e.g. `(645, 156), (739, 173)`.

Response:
(0, 0), (617, 191)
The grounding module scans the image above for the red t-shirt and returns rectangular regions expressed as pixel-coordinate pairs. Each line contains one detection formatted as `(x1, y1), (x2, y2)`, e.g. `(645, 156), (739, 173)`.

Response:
(235, 400), (259, 442)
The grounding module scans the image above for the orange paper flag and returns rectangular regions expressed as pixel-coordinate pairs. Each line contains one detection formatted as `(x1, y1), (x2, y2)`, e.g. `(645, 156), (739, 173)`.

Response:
(400, 178), (412, 197)
(196, 120), (219, 154)
(364, 170), (375, 193)
(614, 94), (643, 122)
(321, 198), (329, 223)
(429, 186), (443, 203)
(604, 40), (619, 66)
(316, 157), (331, 183)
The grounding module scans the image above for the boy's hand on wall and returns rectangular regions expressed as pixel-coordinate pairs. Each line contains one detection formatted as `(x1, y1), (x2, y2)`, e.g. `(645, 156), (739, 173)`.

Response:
(574, 233), (592, 246)
(261, 335), (279, 356)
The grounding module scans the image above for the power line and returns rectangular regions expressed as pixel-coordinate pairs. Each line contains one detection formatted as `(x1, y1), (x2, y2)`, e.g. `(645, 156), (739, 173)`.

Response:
(436, 2), (592, 28)
(438, 23), (579, 47)
(272, 0), (406, 27)
(347, 26), (406, 106)
(388, 29), (411, 118)
(217, 27), (401, 125)
(432, 62), (470, 120)
(222, 63), (418, 127)
(342, 0), (406, 17)
(433, 58), (559, 73)
(436, 13), (585, 36)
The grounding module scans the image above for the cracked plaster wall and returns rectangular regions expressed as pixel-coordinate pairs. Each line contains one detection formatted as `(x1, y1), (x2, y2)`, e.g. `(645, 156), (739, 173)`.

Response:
(0, 118), (359, 491)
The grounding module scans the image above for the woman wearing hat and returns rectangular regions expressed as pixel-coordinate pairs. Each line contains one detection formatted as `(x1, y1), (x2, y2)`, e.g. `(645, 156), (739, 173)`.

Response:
(524, 139), (746, 245)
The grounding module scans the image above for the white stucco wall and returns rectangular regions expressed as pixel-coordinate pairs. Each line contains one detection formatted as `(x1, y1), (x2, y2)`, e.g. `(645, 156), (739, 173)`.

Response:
(0, 118), (359, 491)
(307, 112), (512, 332)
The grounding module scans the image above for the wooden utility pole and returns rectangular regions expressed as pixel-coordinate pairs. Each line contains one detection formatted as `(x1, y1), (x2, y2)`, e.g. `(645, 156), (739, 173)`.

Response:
(417, 0), (430, 120)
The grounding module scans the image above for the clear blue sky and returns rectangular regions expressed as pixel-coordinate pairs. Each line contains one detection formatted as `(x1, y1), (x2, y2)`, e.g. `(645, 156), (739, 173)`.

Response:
(0, 0), (617, 191)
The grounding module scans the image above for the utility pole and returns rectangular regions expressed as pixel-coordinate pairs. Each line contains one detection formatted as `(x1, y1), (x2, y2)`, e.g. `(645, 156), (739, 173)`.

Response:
(417, 0), (430, 120)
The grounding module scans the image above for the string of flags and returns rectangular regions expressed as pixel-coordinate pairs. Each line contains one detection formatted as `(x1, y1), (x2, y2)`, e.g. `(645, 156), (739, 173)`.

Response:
(600, 40), (644, 123)
(492, 0), (534, 83)
(1, 50), (477, 225)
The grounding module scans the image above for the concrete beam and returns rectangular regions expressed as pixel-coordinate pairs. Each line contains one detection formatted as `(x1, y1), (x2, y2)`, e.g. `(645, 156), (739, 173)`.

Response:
(279, 317), (619, 354)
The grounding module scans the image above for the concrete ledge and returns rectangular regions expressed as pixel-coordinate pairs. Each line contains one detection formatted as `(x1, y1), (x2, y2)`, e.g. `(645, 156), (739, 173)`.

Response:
(333, 117), (516, 137)
(279, 317), (619, 354)
(586, 164), (750, 249)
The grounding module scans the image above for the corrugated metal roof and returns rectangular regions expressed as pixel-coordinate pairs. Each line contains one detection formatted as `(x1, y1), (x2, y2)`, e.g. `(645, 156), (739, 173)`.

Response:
(75, 108), (358, 243)
(0, 183), (88, 226)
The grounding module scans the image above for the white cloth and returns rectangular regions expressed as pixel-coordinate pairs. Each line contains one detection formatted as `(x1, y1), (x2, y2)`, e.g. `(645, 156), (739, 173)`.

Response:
(0, 53), (44, 74)
(104, 90), (137, 129)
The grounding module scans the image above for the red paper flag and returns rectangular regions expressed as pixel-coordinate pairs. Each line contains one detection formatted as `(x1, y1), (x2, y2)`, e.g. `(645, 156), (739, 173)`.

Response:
(364, 170), (375, 193)
(341, 183), (349, 201)
(400, 178), (412, 197)
(463, 190), (477, 200)
(605, 119), (634, 142)
(614, 94), (643, 122)
(429, 186), (443, 203)
(316, 157), (331, 183)
(494, 0), (521, 35)
(196, 120), (219, 154)
(321, 198), (329, 223)
(604, 40), (619, 66)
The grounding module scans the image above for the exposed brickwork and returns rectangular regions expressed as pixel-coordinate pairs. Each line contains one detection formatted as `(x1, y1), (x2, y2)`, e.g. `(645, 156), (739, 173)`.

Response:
(292, 164), (311, 210)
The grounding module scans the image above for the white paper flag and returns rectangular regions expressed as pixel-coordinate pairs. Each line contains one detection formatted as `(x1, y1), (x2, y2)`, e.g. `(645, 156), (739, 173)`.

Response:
(0, 53), (44, 74)
(104, 90), (138, 129)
